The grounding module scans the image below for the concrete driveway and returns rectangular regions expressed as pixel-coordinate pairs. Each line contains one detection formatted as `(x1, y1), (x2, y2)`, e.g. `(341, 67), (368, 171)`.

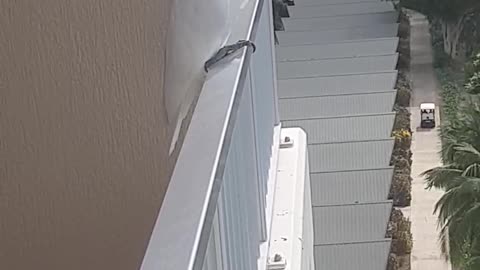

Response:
(406, 11), (451, 270)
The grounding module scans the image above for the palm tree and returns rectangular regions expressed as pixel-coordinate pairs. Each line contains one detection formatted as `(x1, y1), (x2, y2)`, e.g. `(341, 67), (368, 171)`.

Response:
(422, 98), (480, 269)
(440, 97), (480, 163)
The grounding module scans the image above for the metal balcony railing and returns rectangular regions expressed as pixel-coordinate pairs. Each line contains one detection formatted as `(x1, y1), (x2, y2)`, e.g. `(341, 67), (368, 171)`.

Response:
(140, 0), (280, 269)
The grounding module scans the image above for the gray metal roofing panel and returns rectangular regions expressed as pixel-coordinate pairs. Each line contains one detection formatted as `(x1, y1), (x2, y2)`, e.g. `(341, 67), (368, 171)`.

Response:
(279, 91), (396, 120)
(296, 0), (382, 6)
(276, 38), (399, 61)
(282, 113), (395, 143)
(314, 240), (391, 270)
(276, 23), (399, 45)
(308, 139), (394, 173)
(278, 72), (397, 98)
(277, 54), (398, 79)
(311, 168), (393, 205)
(313, 201), (392, 244)
(288, 2), (395, 18)
(283, 12), (398, 32)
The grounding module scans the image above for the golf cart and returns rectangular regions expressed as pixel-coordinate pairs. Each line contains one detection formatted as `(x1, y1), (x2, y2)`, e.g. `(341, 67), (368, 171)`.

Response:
(420, 103), (435, 128)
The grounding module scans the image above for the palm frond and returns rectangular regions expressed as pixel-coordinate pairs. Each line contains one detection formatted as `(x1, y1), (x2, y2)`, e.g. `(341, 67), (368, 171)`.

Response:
(454, 143), (480, 165)
(422, 166), (463, 189)
(434, 177), (480, 227)
(463, 163), (480, 177)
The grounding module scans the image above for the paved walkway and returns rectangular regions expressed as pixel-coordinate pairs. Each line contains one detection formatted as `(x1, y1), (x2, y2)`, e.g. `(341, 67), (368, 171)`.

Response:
(406, 11), (451, 270)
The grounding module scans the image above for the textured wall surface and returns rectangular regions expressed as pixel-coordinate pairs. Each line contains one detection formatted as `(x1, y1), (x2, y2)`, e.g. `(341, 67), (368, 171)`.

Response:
(0, 1), (180, 269)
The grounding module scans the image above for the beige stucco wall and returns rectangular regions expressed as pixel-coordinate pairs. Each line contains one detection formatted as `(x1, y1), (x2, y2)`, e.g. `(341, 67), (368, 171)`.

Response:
(0, 1), (182, 269)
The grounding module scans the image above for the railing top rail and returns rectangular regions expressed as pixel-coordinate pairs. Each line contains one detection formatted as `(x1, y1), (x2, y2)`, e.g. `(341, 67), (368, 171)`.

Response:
(140, 1), (264, 269)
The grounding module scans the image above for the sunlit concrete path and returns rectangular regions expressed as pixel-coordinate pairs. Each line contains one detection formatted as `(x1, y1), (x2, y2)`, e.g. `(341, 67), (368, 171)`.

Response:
(406, 10), (451, 270)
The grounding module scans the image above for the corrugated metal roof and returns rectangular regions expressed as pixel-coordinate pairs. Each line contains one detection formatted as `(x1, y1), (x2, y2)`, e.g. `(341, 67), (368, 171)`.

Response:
(276, 23), (399, 45)
(278, 71), (397, 98)
(274, 2), (399, 269)
(313, 201), (392, 244)
(296, 0), (382, 6)
(311, 168), (393, 206)
(288, 2), (395, 18)
(279, 91), (396, 120)
(282, 113), (395, 143)
(308, 139), (394, 173)
(277, 54), (398, 79)
(314, 240), (391, 270)
(276, 38), (399, 62)
(283, 12), (398, 32)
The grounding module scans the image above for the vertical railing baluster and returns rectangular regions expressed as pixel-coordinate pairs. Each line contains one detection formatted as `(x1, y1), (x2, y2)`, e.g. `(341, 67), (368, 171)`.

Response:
(249, 0), (277, 242)
(201, 0), (279, 269)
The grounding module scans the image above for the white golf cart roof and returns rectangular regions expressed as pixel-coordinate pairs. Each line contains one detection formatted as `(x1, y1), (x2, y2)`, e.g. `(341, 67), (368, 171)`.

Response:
(420, 103), (435, 110)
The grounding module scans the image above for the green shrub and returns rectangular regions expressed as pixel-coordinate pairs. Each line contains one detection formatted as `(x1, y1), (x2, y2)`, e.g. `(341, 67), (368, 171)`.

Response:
(387, 209), (413, 255)
(393, 149), (412, 167)
(398, 39), (410, 55)
(391, 155), (410, 169)
(396, 87), (412, 107)
(465, 72), (480, 94)
(389, 7), (413, 209)
(397, 8), (411, 72)
(465, 54), (480, 94)
(392, 130), (412, 166)
(395, 71), (412, 106)
(465, 53), (480, 95)
(392, 229), (413, 255)
(398, 50), (411, 67)
(387, 254), (400, 270)
(396, 71), (410, 87)
(398, 23), (410, 41)
(397, 38), (411, 71)
(398, 40), (411, 55)
(391, 152), (412, 174)
(404, 149), (413, 166)
(393, 138), (411, 152)
(390, 173), (412, 207)
(433, 44), (450, 68)
(393, 166), (412, 178)
(398, 8), (410, 32)
(440, 80), (463, 120)
(393, 130), (412, 150)
(397, 52), (411, 71)
(393, 108), (411, 131)
(464, 60), (476, 80)
(397, 70), (410, 83)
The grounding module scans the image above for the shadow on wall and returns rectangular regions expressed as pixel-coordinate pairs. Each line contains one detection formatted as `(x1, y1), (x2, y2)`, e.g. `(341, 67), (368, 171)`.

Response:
(0, 0), (229, 269)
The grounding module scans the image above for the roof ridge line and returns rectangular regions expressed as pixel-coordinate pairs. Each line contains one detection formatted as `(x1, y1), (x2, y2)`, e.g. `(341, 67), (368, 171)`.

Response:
(312, 200), (393, 208)
(286, 10), (397, 20)
(278, 53), (398, 63)
(279, 90), (396, 100)
(293, 0), (386, 8)
(285, 10), (399, 21)
(314, 238), (392, 247)
(310, 167), (393, 174)
(278, 70), (398, 80)
(282, 112), (396, 121)
(276, 37), (399, 48)
(279, 22), (398, 34)
(308, 138), (393, 146)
